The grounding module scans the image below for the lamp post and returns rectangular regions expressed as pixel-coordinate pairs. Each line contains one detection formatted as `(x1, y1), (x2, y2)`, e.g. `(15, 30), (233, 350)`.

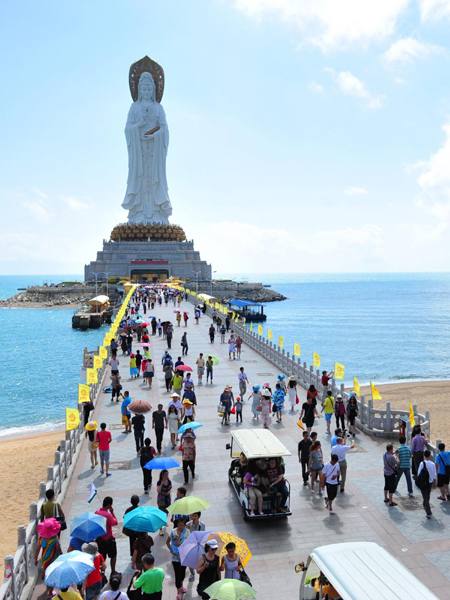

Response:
(89, 271), (107, 312)
(192, 270), (201, 294)
(103, 271), (112, 296)
(208, 271), (217, 295)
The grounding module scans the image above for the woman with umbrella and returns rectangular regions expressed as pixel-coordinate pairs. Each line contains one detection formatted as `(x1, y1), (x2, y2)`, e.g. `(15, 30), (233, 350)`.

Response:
(82, 542), (106, 600)
(220, 542), (244, 580)
(34, 518), (62, 599)
(196, 539), (221, 599)
(166, 516), (190, 600)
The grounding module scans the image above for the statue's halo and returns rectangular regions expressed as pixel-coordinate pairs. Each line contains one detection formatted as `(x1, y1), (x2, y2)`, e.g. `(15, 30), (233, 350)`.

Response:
(129, 56), (164, 103)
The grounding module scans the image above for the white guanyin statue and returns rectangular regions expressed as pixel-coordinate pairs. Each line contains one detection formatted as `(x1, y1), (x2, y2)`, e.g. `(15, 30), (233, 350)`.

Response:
(122, 59), (172, 225)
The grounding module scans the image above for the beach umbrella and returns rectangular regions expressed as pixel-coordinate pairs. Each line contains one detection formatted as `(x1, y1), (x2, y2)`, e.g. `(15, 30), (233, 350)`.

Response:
(177, 421), (203, 435)
(135, 319), (144, 324)
(216, 533), (252, 567)
(70, 512), (107, 542)
(176, 365), (192, 372)
(38, 518), (61, 539)
(128, 400), (153, 414)
(204, 579), (256, 600)
(44, 551), (94, 588)
(143, 457), (180, 471)
(179, 531), (222, 569)
(167, 496), (211, 516)
(123, 506), (167, 533)
(85, 421), (98, 432)
(173, 309), (181, 313)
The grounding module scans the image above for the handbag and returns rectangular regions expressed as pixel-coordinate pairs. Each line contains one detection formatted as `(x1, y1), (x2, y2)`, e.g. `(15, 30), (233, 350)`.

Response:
(127, 571), (142, 600)
(256, 404), (262, 412)
(240, 567), (252, 586)
(53, 503), (67, 531)
(92, 441), (99, 450)
(122, 414), (129, 425)
(295, 394), (299, 405)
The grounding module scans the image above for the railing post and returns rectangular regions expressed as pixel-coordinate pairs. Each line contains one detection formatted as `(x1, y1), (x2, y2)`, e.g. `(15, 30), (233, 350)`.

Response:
(39, 482), (46, 500)
(367, 399), (373, 430)
(309, 365), (314, 385)
(18, 525), (28, 580)
(4, 555), (15, 600)
(385, 401), (391, 433)
(360, 395), (365, 425)
(425, 409), (431, 439)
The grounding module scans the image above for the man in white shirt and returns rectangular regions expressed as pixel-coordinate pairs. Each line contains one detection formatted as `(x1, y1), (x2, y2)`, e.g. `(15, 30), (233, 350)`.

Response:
(331, 437), (355, 493)
(417, 450), (437, 518)
(321, 455), (340, 515)
(110, 357), (120, 374)
(168, 393), (183, 415)
(238, 368), (249, 397)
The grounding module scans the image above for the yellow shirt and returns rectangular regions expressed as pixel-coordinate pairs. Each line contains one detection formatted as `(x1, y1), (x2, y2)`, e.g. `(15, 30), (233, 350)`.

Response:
(58, 591), (83, 600)
(324, 397), (334, 414)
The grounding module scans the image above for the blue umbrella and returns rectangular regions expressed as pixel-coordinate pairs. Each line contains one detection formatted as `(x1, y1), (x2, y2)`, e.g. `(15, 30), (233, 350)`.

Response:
(70, 512), (107, 543)
(177, 421), (203, 434)
(123, 506), (168, 533)
(144, 457), (180, 471)
(44, 551), (94, 588)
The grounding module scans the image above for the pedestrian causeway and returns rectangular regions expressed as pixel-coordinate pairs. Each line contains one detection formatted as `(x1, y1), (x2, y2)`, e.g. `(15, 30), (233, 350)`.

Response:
(31, 301), (450, 600)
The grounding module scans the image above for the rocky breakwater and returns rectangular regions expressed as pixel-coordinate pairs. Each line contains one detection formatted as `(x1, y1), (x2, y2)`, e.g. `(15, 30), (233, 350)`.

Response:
(226, 288), (287, 303)
(0, 291), (94, 309)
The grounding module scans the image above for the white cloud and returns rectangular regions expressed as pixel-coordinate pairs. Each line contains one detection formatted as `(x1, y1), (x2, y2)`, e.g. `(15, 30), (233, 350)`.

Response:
(326, 68), (386, 109)
(383, 37), (444, 65)
(231, 0), (410, 51)
(22, 200), (53, 223)
(30, 187), (48, 199)
(308, 81), (324, 93)
(344, 186), (368, 196)
(60, 195), (89, 211)
(419, 0), (450, 21)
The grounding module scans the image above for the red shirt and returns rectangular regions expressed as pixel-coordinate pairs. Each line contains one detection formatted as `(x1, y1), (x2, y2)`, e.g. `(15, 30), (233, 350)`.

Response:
(96, 430), (111, 451)
(321, 375), (330, 386)
(95, 508), (118, 540)
(86, 554), (104, 587)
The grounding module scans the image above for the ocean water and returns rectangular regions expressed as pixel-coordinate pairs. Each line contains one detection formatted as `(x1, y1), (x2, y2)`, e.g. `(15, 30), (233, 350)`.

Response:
(0, 275), (104, 437)
(1, 273), (450, 436)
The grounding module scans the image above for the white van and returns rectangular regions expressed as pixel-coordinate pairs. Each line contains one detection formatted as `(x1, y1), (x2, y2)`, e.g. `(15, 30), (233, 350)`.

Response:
(228, 429), (292, 520)
(296, 542), (439, 600)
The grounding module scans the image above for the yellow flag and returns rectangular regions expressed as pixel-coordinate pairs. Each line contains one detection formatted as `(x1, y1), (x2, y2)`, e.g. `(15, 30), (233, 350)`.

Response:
(78, 383), (90, 403)
(66, 408), (80, 431)
(294, 343), (301, 357)
(86, 368), (98, 384)
(243, 317), (246, 325)
(99, 346), (108, 359)
(313, 352), (321, 367)
(370, 381), (382, 400)
(232, 312), (235, 319)
(224, 307), (228, 315)
(103, 337), (111, 347)
(335, 362), (345, 380)
(250, 322), (253, 332)
(93, 355), (103, 370)
(268, 329), (273, 340)
(279, 336), (284, 349)
(409, 403), (416, 427)
(353, 377), (361, 396)
(235, 316), (239, 323)
(258, 324), (263, 336)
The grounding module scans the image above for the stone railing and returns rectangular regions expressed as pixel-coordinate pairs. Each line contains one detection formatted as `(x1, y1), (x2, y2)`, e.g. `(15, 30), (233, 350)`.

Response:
(0, 347), (109, 600)
(188, 294), (431, 441)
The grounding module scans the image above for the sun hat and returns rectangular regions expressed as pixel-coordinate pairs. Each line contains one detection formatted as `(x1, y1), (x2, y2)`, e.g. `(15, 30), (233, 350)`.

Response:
(82, 542), (98, 555)
(278, 374), (286, 380)
(130, 353), (135, 358)
(252, 385), (261, 392)
(262, 382), (270, 388)
(170, 392), (180, 398)
(85, 421), (98, 431)
(207, 538), (219, 549)
(226, 384), (233, 389)
(182, 399), (193, 406)
(262, 389), (271, 397)
(288, 375), (296, 381)
(337, 394), (343, 399)
(38, 518), (61, 539)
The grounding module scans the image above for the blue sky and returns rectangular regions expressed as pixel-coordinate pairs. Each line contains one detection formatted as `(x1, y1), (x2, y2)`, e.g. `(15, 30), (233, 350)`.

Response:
(1, 0), (450, 274)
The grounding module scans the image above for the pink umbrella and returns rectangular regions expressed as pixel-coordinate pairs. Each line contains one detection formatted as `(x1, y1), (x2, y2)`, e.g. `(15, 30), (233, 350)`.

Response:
(177, 365), (192, 372)
(139, 343), (151, 347)
(38, 518), (61, 539)
(173, 309), (181, 313)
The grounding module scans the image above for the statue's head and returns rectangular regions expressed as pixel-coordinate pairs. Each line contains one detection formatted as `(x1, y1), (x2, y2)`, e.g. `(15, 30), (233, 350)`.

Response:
(138, 72), (156, 102)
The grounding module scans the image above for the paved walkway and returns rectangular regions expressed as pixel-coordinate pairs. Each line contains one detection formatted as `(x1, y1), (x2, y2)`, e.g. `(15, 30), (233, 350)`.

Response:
(34, 300), (450, 600)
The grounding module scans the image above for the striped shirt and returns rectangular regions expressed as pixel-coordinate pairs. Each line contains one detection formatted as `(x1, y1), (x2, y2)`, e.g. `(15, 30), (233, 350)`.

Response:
(397, 444), (411, 469)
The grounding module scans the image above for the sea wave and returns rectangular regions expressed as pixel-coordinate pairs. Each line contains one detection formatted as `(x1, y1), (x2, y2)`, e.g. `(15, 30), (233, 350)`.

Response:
(0, 420), (65, 440)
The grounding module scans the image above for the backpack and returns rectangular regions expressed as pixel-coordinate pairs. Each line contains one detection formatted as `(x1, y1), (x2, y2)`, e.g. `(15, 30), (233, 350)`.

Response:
(415, 462), (429, 490)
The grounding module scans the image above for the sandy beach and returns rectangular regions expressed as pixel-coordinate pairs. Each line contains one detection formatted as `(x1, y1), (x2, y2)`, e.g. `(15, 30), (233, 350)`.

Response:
(0, 430), (64, 571)
(359, 380), (450, 442)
